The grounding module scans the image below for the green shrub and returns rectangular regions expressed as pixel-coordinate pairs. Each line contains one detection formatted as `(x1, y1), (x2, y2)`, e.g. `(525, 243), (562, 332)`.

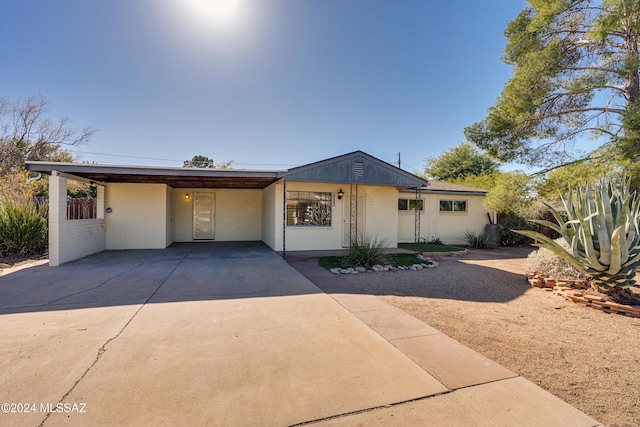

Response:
(0, 195), (48, 257)
(343, 236), (389, 268)
(526, 238), (585, 280)
(500, 212), (532, 246)
(427, 237), (443, 245)
(463, 230), (491, 249)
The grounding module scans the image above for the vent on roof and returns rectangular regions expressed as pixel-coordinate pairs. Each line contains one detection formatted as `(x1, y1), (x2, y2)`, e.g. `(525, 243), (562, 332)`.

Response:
(353, 162), (364, 177)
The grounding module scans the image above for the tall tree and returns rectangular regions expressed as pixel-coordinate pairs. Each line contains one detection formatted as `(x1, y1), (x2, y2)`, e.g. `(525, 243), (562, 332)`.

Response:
(183, 155), (233, 169)
(422, 142), (500, 182)
(535, 146), (626, 200)
(465, 0), (640, 172)
(0, 95), (93, 176)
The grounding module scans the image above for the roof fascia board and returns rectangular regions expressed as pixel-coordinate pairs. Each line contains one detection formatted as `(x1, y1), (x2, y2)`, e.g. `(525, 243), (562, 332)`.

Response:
(403, 189), (487, 196)
(51, 170), (106, 187)
(26, 161), (282, 179)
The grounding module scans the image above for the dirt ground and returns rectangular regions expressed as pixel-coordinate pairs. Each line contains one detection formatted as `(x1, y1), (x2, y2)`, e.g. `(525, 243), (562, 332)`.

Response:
(341, 247), (640, 427)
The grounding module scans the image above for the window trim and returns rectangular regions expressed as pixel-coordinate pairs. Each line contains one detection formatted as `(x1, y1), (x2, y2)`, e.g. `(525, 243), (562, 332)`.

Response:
(286, 191), (333, 227)
(398, 198), (424, 212)
(439, 199), (468, 213)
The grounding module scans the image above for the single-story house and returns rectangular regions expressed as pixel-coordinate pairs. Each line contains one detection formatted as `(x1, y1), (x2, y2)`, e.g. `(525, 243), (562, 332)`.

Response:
(398, 181), (494, 245)
(26, 151), (492, 266)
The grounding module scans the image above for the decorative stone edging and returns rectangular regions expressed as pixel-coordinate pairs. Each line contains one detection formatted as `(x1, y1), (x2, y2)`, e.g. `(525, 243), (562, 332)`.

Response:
(330, 256), (438, 275)
(551, 287), (640, 318)
(527, 274), (588, 289)
(527, 274), (640, 318)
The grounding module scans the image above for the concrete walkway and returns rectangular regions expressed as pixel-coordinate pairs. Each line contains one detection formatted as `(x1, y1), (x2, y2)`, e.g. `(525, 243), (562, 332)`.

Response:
(0, 243), (599, 426)
(286, 251), (601, 427)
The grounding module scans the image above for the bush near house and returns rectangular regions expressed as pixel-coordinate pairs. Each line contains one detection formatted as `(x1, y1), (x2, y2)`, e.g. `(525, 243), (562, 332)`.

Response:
(499, 212), (532, 246)
(0, 195), (48, 257)
(463, 230), (491, 249)
(526, 238), (585, 280)
(343, 236), (389, 268)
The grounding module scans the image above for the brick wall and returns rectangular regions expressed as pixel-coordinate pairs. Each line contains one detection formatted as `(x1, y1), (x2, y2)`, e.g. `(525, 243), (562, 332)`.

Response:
(49, 174), (106, 266)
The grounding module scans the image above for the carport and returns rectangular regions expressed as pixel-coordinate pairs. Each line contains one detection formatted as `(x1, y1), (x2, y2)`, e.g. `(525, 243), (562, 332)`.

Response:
(25, 162), (283, 266)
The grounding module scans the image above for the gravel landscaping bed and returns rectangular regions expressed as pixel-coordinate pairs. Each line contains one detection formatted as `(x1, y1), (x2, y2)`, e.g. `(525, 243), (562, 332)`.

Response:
(340, 247), (640, 427)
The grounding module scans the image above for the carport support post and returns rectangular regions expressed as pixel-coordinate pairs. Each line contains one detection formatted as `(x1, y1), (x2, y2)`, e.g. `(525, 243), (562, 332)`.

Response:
(282, 180), (286, 258)
(49, 171), (67, 267)
(414, 187), (421, 252)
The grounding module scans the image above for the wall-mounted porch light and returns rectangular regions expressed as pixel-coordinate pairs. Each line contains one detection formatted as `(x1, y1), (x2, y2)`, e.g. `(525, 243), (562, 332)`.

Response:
(184, 193), (190, 200)
(337, 189), (344, 200)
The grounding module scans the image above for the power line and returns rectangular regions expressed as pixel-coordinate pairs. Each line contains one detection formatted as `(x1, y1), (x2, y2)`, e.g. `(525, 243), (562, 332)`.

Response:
(71, 150), (298, 167)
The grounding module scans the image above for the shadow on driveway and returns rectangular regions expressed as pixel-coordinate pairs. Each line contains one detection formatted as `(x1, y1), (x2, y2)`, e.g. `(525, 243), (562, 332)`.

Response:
(0, 242), (322, 315)
(0, 243), (534, 317)
(286, 247), (534, 304)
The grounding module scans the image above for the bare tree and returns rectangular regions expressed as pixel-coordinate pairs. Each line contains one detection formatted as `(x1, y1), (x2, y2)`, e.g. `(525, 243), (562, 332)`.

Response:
(0, 95), (94, 175)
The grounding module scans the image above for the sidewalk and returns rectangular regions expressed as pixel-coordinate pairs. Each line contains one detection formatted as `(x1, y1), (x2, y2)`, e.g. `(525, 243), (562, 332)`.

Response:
(286, 252), (601, 426)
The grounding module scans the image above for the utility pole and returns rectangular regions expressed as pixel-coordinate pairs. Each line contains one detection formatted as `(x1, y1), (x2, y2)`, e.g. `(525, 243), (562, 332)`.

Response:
(397, 152), (401, 168)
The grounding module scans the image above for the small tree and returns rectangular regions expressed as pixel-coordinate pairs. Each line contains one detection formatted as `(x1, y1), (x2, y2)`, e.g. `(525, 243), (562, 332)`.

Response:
(423, 142), (500, 182)
(183, 155), (232, 169)
(484, 171), (536, 217)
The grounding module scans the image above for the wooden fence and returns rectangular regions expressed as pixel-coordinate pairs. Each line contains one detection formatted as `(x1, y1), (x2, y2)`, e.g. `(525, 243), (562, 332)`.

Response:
(67, 197), (97, 220)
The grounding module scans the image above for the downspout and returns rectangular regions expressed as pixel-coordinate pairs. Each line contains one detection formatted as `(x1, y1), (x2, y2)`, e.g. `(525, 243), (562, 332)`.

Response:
(26, 172), (42, 185)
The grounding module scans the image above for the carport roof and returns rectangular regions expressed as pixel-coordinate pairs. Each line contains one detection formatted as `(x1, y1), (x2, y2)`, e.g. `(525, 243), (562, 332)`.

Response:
(25, 162), (284, 189)
(25, 151), (428, 189)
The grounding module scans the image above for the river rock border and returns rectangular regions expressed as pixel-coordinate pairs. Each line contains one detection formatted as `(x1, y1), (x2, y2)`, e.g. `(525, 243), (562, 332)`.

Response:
(330, 255), (438, 274)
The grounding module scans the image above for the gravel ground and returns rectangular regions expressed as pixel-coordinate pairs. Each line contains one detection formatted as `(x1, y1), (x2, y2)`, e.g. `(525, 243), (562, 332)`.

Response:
(341, 247), (640, 427)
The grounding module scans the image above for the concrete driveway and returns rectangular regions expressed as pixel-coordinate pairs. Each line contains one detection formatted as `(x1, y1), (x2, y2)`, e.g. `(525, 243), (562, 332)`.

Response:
(0, 243), (598, 426)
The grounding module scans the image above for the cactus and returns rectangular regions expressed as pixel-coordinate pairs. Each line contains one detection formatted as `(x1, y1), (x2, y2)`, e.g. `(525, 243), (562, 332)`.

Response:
(515, 177), (640, 293)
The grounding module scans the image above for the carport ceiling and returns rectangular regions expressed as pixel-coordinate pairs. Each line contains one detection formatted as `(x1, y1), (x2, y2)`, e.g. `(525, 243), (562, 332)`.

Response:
(25, 162), (282, 189)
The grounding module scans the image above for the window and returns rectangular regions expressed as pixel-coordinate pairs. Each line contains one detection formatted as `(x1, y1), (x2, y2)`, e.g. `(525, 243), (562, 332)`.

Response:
(439, 200), (467, 212)
(398, 198), (423, 211)
(287, 191), (332, 226)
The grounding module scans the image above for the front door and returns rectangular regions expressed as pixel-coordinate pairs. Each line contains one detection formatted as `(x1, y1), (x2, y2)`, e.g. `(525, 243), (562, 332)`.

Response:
(193, 192), (215, 240)
(342, 194), (365, 247)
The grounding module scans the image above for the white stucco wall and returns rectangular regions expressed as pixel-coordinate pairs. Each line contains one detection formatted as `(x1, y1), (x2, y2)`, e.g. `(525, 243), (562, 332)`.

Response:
(267, 181), (399, 252)
(397, 193), (490, 245)
(173, 189), (262, 242)
(105, 183), (170, 250)
(48, 174), (106, 266)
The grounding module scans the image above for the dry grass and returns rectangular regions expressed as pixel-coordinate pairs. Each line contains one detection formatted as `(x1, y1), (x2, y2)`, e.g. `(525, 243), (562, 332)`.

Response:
(341, 247), (640, 427)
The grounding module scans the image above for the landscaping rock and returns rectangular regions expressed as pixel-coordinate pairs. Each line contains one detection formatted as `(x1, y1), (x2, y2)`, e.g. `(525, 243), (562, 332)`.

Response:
(330, 268), (342, 274)
(355, 266), (366, 273)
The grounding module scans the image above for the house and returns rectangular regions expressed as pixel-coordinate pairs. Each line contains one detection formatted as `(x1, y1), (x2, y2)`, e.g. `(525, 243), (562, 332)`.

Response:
(397, 181), (494, 245)
(26, 151), (492, 266)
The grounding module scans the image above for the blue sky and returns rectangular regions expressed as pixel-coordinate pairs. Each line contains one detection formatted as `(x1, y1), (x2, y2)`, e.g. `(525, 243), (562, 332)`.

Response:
(2, 0), (526, 173)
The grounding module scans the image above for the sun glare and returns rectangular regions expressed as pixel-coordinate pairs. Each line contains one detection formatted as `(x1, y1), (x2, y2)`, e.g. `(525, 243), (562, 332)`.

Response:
(182, 0), (243, 28)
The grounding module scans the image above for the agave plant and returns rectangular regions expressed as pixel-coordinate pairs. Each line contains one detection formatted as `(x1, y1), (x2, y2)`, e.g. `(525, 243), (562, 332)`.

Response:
(514, 177), (640, 293)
